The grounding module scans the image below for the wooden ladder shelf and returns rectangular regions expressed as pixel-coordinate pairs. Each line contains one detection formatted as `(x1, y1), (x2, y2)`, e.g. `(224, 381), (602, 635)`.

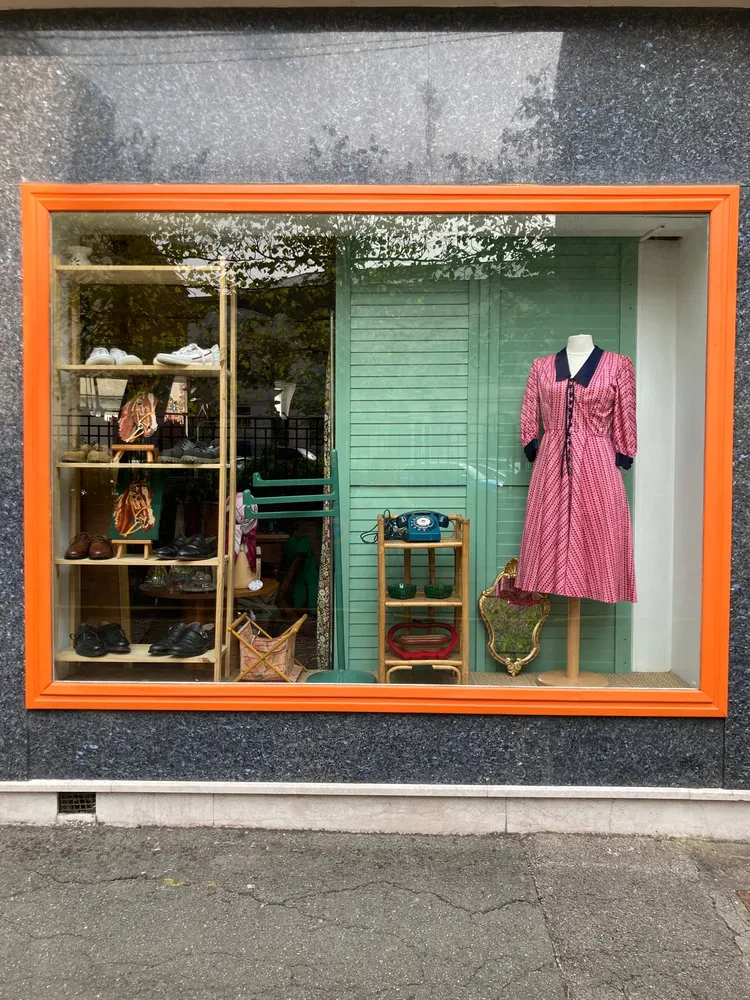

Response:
(376, 514), (470, 685)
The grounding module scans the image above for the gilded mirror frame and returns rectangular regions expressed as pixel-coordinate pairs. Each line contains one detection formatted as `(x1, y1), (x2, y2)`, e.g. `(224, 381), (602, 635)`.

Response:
(478, 558), (551, 677)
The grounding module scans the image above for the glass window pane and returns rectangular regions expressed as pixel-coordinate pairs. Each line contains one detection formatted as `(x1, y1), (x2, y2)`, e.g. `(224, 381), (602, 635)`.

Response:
(49, 210), (708, 689)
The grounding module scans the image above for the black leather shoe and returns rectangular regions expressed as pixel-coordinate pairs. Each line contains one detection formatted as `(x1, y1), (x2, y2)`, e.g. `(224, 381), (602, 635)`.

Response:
(148, 621), (188, 656)
(161, 440), (196, 463)
(170, 622), (214, 658)
(97, 622), (131, 653)
(73, 623), (107, 658)
(154, 536), (187, 560)
(175, 535), (218, 561)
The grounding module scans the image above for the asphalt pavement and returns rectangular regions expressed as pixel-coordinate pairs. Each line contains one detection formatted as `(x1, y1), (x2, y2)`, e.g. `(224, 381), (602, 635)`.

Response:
(0, 824), (748, 999)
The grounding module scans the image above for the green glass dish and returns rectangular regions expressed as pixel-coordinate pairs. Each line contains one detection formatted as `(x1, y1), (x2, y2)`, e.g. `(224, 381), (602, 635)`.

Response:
(388, 583), (417, 600)
(424, 584), (453, 599)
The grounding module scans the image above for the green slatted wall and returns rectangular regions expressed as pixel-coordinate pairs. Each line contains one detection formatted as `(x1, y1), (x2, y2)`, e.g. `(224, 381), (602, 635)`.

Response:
(337, 267), (473, 674)
(337, 239), (637, 676)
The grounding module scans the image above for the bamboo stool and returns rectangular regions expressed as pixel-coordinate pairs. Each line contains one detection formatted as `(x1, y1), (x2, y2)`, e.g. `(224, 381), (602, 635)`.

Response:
(111, 539), (153, 559)
(112, 444), (159, 464)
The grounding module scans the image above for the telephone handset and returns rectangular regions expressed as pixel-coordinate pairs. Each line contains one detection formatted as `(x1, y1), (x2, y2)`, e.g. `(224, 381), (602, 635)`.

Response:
(387, 510), (450, 542)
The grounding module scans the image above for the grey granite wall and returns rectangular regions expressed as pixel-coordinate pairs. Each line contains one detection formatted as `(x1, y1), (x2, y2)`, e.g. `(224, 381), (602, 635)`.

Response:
(1, 8), (747, 786)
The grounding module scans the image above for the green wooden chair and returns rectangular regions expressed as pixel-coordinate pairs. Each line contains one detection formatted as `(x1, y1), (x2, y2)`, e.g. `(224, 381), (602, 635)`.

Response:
(243, 450), (376, 683)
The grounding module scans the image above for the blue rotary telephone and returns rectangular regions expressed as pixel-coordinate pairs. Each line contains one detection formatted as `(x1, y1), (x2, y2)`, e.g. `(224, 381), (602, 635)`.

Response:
(391, 510), (450, 542)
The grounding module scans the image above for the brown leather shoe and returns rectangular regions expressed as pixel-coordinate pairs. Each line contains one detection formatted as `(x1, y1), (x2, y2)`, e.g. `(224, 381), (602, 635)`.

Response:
(64, 532), (91, 560)
(88, 534), (114, 560)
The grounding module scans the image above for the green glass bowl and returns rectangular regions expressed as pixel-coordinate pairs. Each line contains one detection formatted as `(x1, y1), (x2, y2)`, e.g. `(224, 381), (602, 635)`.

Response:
(424, 584), (453, 599)
(388, 583), (417, 600)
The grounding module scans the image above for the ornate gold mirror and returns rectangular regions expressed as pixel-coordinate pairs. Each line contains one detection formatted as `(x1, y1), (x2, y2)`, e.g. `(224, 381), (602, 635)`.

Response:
(478, 558), (550, 676)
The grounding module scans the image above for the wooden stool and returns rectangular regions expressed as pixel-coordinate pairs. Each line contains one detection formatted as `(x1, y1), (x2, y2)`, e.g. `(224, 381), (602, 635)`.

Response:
(112, 539), (153, 560)
(112, 444), (159, 464)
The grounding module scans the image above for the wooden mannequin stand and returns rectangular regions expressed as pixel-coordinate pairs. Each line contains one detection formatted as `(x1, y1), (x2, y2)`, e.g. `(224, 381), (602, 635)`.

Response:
(536, 597), (609, 687)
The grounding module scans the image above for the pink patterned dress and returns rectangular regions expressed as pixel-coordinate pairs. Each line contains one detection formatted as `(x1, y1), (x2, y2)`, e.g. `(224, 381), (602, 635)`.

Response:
(516, 347), (637, 604)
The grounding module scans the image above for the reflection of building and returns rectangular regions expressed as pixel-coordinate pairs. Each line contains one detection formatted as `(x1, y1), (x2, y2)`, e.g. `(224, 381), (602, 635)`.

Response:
(2, 9), (750, 839)
(165, 376), (187, 425)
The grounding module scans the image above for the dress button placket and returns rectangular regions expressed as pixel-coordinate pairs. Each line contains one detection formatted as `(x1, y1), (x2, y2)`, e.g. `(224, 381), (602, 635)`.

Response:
(561, 378), (576, 478)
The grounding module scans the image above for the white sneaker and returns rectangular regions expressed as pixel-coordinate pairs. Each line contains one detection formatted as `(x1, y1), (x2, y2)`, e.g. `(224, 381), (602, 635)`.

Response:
(85, 347), (114, 366)
(110, 348), (143, 366)
(153, 343), (221, 367)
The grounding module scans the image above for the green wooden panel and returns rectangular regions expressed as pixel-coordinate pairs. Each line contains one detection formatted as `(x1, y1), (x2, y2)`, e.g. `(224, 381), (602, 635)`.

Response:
(337, 267), (471, 667)
(350, 426), (466, 438)
(352, 387), (468, 402)
(615, 239), (639, 672)
(350, 320), (470, 333)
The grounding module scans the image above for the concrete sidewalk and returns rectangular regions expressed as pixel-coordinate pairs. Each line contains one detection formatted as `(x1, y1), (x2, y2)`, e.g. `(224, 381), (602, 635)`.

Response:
(0, 827), (748, 999)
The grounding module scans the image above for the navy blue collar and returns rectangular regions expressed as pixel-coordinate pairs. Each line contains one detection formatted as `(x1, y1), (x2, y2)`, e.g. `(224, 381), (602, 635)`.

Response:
(554, 345), (604, 387)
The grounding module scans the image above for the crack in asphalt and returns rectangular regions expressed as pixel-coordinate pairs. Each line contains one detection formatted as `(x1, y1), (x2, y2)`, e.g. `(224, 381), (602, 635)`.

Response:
(1, 830), (750, 999)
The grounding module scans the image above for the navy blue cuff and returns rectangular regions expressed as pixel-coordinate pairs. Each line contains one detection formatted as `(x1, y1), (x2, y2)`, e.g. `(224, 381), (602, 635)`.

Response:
(524, 439), (538, 463)
(616, 453), (633, 470)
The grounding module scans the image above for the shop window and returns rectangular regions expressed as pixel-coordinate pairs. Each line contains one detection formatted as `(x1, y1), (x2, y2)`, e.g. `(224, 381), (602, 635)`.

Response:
(22, 186), (737, 714)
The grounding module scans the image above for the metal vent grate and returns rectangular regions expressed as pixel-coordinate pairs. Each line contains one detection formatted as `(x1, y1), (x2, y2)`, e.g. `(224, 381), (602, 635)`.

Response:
(57, 792), (96, 815)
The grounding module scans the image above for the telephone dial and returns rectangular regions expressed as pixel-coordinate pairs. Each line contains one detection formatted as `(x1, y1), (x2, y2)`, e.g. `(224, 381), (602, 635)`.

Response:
(385, 510), (450, 543)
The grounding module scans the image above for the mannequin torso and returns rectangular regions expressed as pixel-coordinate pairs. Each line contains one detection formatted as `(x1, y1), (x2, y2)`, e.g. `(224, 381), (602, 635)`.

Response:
(566, 334), (595, 377)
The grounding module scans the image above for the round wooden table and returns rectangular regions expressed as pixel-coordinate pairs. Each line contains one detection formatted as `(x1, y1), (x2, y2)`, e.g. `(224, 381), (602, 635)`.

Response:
(141, 578), (280, 626)
(140, 583), (217, 626)
(233, 579), (279, 604)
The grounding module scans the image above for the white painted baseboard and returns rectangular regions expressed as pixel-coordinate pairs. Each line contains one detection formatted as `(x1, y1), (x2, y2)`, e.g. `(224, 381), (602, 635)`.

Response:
(1, 781), (750, 839)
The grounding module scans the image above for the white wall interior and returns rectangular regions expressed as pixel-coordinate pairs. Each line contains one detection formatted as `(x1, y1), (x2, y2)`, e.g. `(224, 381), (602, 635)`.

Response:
(671, 225), (708, 684)
(631, 226), (707, 685)
(632, 240), (678, 675)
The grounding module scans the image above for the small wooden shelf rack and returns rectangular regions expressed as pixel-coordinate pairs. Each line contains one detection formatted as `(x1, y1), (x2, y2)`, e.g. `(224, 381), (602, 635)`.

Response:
(376, 514), (470, 684)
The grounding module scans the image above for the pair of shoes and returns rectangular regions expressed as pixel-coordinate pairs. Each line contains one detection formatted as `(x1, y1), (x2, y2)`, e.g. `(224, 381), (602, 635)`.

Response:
(85, 347), (142, 366)
(154, 535), (218, 561)
(73, 622), (130, 657)
(153, 344), (220, 367)
(65, 533), (114, 560)
(148, 621), (214, 657)
(61, 443), (112, 463)
(161, 439), (220, 464)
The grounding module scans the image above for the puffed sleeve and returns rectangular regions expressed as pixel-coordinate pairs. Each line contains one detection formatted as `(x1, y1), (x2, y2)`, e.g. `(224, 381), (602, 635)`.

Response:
(613, 355), (637, 469)
(520, 359), (541, 462)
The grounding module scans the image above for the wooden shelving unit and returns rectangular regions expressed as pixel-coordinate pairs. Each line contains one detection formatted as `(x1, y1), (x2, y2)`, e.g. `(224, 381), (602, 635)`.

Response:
(376, 514), (470, 684)
(56, 462), (226, 470)
(52, 259), (235, 681)
(55, 555), (229, 567)
(57, 364), (221, 376)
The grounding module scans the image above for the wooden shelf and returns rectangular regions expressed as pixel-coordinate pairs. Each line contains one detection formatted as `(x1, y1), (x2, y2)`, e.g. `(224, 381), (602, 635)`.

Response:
(383, 539), (462, 549)
(385, 591), (462, 608)
(57, 462), (224, 470)
(385, 654), (464, 667)
(56, 555), (228, 567)
(55, 264), (221, 286)
(57, 364), (221, 376)
(377, 514), (470, 684)
(57, 643), (225, 665)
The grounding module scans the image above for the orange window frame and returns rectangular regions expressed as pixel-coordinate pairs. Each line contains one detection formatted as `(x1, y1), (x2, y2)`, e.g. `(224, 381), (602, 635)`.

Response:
(22, 183), (739, 715)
